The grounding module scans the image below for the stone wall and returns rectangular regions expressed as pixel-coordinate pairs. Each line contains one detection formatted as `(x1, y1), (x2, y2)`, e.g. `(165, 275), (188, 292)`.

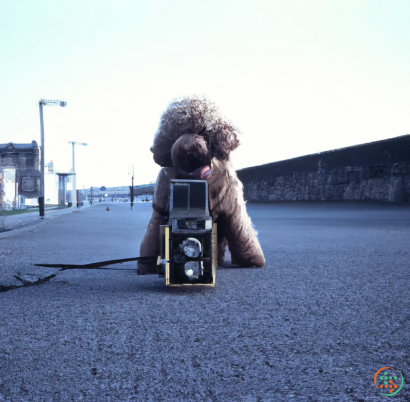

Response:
(236, 135), (410, 203)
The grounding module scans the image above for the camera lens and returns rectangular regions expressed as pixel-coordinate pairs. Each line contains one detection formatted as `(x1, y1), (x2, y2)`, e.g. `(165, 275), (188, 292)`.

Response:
(184, 261), (202, 280)
(182, 238), (202, 258)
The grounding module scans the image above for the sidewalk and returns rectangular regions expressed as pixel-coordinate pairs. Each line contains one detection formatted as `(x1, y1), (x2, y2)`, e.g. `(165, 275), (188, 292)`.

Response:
(0, 203), (92, 238)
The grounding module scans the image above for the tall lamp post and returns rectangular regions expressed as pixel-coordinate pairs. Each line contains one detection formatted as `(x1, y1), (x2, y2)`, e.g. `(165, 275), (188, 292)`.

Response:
(38, 99), (67, 218)
(68, 141), (87, 208)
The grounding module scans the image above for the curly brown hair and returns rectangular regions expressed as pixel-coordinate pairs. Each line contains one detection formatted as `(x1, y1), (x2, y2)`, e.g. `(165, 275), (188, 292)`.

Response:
(151, 96), (241, 167)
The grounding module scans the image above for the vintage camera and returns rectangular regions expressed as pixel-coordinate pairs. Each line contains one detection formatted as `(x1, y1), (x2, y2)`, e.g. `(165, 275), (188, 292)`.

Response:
(159, 179), (217, 287)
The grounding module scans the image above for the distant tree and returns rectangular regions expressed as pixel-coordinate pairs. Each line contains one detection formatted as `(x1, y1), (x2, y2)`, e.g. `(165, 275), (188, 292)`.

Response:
(100, 186), (106, 191)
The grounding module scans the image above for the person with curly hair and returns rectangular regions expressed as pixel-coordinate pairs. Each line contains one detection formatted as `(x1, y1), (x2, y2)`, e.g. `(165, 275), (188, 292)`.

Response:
(137, 96), (265, 275)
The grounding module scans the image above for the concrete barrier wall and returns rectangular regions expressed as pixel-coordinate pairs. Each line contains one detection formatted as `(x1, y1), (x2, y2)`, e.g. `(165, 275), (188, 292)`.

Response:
(134, 184), (154, 196)
(236, 135), (410, 203)
(83, 184), (155, 200)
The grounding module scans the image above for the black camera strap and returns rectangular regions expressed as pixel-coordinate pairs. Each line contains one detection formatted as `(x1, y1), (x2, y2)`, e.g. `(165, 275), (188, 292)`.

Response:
(35, 255), (158, 271)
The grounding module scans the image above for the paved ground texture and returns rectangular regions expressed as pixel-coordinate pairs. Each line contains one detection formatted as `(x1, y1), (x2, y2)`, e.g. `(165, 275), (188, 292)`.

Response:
(0, 202), (409, 401)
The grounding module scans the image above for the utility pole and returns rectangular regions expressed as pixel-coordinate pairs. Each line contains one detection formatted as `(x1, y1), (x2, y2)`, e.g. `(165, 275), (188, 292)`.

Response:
(38, 99), (67, 218)
(68, 141), (87, 208)
(39, 102), (45, 216)
(129, 164), (134, 210)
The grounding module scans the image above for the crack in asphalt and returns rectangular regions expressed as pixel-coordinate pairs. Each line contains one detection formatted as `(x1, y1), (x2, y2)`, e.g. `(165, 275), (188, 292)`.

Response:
(0, 272), (58, 293)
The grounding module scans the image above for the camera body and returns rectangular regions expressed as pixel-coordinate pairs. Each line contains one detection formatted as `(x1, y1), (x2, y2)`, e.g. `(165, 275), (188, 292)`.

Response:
(159, 179), (217, 286)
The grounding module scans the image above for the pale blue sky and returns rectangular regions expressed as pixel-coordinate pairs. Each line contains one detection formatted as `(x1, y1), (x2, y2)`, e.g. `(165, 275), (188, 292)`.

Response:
(1, 0), (409, 188)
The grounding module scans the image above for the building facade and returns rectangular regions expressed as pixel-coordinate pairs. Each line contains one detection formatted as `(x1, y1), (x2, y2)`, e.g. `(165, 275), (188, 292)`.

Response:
(0, 141), (41, 209)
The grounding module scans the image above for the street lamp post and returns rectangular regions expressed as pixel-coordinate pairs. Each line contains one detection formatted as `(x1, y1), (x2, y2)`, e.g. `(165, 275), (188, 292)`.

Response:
(38, 99), (67, 218)
(68, 141), (87, 208)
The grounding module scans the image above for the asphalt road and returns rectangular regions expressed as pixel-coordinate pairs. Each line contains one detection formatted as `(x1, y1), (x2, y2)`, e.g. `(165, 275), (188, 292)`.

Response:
(0, 202), (409, 401)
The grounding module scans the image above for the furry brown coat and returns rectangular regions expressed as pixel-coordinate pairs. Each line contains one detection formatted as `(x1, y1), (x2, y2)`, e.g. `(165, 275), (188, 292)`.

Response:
(137, 97), (265, 274)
